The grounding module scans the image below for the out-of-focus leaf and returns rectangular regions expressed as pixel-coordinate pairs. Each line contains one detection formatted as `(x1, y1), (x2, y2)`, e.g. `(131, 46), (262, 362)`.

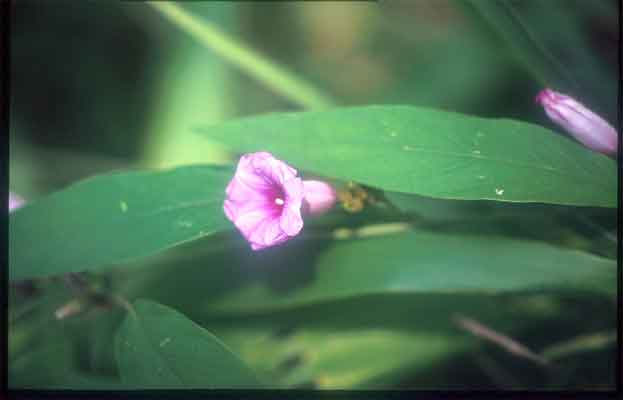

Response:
(9, 165), (232, 281)
(8, 283), (74, 361)
(9, 324), (126, 389)
(86, 309), (126, 376)
(114, 300), (260, 388)
(461, 0), (566, 88)
(204, 291), (613, 389)
(212, 325), (468, 389)
(375, 19), (513, 112)
(199, 105), (616, 207)
(206, 230), (615, 313)
(9, 346), (127, 389)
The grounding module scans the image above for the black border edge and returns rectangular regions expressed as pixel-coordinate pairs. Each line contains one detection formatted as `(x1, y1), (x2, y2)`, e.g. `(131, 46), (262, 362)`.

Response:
(1, 0), (11, 398)
(616, 0), (622, 395)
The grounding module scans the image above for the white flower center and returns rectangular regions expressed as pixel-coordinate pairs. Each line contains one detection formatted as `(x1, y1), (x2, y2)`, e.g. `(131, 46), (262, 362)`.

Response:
(274, 197), (285, 206)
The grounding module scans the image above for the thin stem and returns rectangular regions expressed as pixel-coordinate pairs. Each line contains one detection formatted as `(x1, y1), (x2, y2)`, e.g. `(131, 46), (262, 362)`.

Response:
(148, 1), (335, 110)
(454, 314), (549, 367)
(574, 214), (617, 244)
(541, 331), (616, 361)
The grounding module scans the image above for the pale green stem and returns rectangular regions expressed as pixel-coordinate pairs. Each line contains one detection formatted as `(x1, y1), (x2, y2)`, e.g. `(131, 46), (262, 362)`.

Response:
(148, 1), (335, 110)
(541, 331), (616, 361)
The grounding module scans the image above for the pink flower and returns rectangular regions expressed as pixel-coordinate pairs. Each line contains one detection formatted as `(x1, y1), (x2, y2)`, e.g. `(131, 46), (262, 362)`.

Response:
(536, 89), (618, 156)
(303, 180), (337, 216)
(9, 192), (25, 212)
(224, 152), (305, 250)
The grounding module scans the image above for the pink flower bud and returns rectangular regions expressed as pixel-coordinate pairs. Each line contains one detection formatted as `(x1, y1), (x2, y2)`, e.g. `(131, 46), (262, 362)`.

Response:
(536, 89), (618, 156)
(9, 192), (25, 212)
(302, 180), (336, 216)
(224, 152), (304, 251)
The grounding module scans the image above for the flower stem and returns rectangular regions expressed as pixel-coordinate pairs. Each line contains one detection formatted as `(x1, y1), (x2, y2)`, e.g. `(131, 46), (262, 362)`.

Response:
(148, 1), (335, 110)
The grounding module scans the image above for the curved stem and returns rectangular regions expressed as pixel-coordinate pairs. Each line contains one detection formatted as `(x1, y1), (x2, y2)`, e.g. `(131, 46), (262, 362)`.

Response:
(148, 1), (335, 110)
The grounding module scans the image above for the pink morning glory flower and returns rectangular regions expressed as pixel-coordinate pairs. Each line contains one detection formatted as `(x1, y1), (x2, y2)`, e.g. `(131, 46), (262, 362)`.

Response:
(224, 152), (305, 250)
(536, 89), (618, 156)
(9, 192), (25, 212)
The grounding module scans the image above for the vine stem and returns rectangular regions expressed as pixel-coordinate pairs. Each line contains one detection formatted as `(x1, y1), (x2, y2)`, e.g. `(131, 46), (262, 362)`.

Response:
(148, 1), (335, 110)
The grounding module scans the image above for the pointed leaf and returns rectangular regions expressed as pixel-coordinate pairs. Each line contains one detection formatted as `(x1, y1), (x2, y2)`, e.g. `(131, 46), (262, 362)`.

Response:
(207, 231), (616, 313)
(115, 300), (260, 388)
(9, 165), (232, 281)
(198, 105), (616, 207)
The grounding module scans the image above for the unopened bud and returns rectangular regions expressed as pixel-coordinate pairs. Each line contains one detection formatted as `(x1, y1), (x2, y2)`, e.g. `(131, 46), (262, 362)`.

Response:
(302, 180), (337, 216)
(536, 89), (618, 156)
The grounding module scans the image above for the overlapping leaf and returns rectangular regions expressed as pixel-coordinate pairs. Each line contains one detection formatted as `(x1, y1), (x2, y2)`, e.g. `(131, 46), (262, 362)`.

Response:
(205, 230), (616, 313)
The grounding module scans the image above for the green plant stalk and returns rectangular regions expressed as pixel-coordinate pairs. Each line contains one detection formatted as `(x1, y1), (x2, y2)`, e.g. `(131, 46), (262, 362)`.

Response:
(148, 1), (335, 110)
(541, 331), (616, 361)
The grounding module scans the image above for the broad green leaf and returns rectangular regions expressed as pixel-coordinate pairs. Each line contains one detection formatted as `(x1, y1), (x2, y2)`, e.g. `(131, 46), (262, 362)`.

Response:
(198, 105), (616, 207)
(114, 300), (260, 389)
(206, 231), (616, 313)
(9, 165), (232, 281)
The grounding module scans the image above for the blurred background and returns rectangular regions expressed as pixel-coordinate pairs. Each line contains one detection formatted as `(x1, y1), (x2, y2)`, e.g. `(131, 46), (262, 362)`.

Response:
(10, 0), (618, 198)
(9, 0), (619, 390)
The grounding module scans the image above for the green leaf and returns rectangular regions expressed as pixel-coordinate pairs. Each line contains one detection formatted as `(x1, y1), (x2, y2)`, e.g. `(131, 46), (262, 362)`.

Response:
(205, 290), (610, 389)
(9, 340), (127, 389)
(384, 191), (611, 222)
(9, 165), (232, 281)
(212, 325), (468, 389)
(114, 300), (260, 389)
(9, 319), (127, 390)
(206, 231), (615, 313)
(198, 105), (616, 207)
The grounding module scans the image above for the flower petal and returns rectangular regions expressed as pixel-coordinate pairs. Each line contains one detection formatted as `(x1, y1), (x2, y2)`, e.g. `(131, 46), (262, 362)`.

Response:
(283, 177), (304, 203)
(251, 153), (298, 185)
(279, 205), (303, 236)
(231, 209), (266, 240)
(248, 217), (288, 249)
(234, 153), (275, 192)
(226, 178), (266, 204)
